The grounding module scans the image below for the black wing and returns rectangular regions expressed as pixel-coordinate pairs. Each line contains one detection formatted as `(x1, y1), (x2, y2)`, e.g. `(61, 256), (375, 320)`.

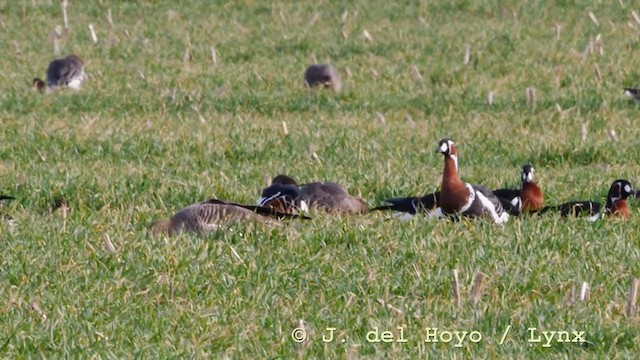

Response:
(371, 192), (439, 214)
(492, 188), (519, 201)
(202, 198), (311, 220)
(537, 201), (601, 217)
(493, 188), (521, 216)
(0, 195), (14, 201)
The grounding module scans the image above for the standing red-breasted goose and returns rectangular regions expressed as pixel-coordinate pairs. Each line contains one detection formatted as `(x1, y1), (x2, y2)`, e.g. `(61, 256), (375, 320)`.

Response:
(436, 139), (509, 224)
(493, 164), (544, 215)
(537, 179), (634, 221)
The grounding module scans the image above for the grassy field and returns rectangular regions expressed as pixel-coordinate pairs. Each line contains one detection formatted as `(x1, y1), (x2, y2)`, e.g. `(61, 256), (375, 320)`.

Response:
(1, 0), (640, 357)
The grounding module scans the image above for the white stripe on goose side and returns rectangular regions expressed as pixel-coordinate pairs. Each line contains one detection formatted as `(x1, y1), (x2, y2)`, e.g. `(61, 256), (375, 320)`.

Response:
(459, 184), (476, 213)
(475, 190), (509, 224)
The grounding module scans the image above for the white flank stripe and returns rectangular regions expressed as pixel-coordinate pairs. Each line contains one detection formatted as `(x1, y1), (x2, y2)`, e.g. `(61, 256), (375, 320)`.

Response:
(476, 191), (509, 224)
(459, 184), (476, 213)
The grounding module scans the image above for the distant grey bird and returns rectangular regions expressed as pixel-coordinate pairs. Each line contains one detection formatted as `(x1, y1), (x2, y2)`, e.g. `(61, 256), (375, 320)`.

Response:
(150, 198), (309, 236)
(259, 174), (368, 214)
(304, 64), (342, 92)
(33, 55), (85, 93)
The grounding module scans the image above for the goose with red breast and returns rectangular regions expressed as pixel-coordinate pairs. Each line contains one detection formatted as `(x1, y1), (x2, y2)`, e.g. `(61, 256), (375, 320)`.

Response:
(537, 179), (634, 221)
(436, 138), (509, 224)
(493, 164), (544, 215)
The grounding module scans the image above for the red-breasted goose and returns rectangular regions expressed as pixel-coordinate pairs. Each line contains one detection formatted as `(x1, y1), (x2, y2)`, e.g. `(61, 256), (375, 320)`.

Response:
(437, 139), (509, 224)
(537, 179), (634, 221)
(493, 164), (544, 215)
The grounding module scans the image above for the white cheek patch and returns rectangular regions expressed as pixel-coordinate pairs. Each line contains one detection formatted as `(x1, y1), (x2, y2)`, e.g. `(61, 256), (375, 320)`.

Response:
(624, 184), (632, 193)
(439, 143), (448, 153)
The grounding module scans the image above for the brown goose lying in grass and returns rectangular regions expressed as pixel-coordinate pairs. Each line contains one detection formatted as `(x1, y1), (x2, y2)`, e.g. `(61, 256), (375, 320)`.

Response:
(151, 198), (309, 236)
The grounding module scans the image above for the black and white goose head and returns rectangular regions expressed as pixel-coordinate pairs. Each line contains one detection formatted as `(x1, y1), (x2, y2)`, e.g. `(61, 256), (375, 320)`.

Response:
(585, 179), (634, 222)
(435, 138), (459, 171)
(521, 164), (534, 185)
(607, 179), (635, 201)
(258, 183), (308, 214)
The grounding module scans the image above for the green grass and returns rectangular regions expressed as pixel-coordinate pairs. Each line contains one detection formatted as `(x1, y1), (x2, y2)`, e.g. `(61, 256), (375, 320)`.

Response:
(1, 0), (640, 357)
